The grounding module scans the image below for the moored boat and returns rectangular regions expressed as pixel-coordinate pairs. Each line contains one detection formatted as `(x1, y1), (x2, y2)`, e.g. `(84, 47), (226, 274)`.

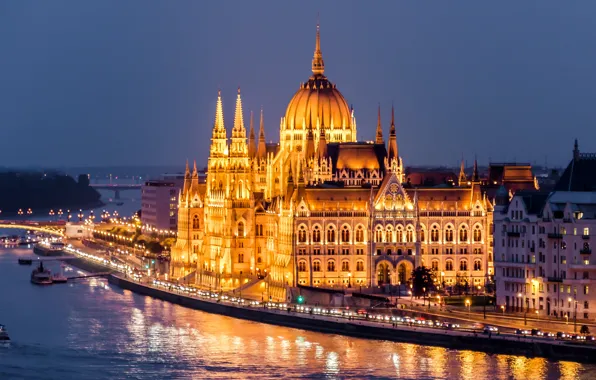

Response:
(31, 261), (53, 285)
(33, 241), (65, 256)
(52, 264), (68, 283)
(0, 324), (9, 341)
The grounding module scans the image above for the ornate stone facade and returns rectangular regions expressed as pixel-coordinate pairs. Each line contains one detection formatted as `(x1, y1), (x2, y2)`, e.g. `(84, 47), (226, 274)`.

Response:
(170, 25), (494, 299)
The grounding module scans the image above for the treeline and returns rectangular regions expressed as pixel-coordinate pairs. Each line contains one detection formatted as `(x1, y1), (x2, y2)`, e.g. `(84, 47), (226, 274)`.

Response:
(0, 171), (102, 213)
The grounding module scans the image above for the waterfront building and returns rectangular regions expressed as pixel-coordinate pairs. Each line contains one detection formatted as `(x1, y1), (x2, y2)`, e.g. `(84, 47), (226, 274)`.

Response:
(141, 179), (182, 231)
(170, 24), (505, 299)
(494, 141), (596, 320)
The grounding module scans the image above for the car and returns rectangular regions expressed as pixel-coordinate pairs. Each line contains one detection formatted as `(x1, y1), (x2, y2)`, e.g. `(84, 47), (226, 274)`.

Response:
(357, 309), (367, 315)
(546, 332), (556, 338)
(531, 329), (543, 336)
(483, 326), (498, 334)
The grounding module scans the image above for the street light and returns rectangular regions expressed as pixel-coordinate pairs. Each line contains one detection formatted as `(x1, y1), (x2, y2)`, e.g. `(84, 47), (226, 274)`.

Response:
(501, 305), (505, 316)
(348, 272), (352, 288)
(465, 299), (471, 316)
(517, 292), (527, 325)
(568, 297), (578, 333)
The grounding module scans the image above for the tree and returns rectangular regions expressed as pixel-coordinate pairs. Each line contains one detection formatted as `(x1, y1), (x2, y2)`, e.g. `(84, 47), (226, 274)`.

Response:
(410, 266), (435, 297)
(580, 325), (590, 335)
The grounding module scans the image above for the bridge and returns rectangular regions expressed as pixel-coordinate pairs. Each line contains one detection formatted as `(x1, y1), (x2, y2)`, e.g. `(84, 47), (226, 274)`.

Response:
(90, 184), (142, 199)
(0, 220), (65, 236)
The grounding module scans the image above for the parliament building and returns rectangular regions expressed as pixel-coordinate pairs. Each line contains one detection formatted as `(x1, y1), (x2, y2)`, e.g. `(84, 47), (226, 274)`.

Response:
(170, 25), (499, 300)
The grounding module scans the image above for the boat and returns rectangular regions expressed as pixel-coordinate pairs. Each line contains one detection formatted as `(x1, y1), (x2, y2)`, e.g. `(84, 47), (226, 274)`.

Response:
(0, 324), (9, 341)
(18, 258), (33, 265)
(33, 241), (65, 256)
(52, 264), (68, 283)
(31, 261), (53, 285)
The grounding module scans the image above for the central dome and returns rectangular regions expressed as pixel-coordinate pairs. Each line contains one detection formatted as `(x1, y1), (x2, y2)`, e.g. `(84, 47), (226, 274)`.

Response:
(283, 24), (352, 132)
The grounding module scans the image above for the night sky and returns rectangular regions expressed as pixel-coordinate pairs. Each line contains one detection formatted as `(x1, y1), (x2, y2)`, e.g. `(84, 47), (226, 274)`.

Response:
(1, 1), (595, 168)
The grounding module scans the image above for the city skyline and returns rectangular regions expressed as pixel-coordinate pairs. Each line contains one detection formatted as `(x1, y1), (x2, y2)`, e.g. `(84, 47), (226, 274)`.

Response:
(1, 1), (595, 168)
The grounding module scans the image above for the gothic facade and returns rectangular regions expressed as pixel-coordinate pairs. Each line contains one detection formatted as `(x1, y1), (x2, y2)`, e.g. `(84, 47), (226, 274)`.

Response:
(170, 25), (495, 299)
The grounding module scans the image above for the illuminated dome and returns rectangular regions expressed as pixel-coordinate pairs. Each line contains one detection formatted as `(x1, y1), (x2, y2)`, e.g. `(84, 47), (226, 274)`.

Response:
(283, 25), (352, 131)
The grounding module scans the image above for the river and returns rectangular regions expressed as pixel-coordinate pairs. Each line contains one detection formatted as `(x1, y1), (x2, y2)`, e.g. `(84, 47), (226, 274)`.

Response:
(0, 248), (595, 379)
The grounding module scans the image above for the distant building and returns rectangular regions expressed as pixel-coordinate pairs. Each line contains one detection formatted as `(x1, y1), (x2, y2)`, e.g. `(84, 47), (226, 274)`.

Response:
(494, 140), (596, 320)
(141, 177), (183, 231)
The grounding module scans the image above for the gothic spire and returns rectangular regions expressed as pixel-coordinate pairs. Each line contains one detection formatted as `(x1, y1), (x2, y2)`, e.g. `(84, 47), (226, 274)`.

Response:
(248, 110), (256, 158)
(387, 105), (398, 160)
(232, 87), (245, 136)
(210, 90), (227, 157)
(311, 19), (325, 76)
(473, 156), (479, 182)
(257, 107), (267, 159)
(375, 104), (384, 144)
(214, 89), (225, 132)
(458, 156), (467, 186)
(318, 127), (328, 159)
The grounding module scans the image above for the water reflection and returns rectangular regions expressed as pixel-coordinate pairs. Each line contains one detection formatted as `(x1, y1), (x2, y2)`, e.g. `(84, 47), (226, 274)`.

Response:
(2, 249), (596, 379)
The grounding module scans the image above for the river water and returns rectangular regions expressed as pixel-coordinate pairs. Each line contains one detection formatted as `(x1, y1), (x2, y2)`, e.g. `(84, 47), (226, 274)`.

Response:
(1, 249), (596, 379)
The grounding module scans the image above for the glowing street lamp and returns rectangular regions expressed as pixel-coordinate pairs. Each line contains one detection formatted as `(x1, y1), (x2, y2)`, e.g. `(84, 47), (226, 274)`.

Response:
(501, 305), (505, 316)
(465, 299), (471, 316)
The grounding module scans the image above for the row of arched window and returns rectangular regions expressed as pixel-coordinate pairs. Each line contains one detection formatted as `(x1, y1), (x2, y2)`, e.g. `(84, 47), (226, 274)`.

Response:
(297, 224), (366, 244)
(374, 225), (415, 243)
(298, 260), (365, 272)
(423, 224), (483, 243)
(430, 259), (483, 272)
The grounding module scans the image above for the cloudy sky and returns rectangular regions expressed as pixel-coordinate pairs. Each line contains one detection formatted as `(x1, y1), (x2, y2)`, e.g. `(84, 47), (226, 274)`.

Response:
(1, 1), (595, 168)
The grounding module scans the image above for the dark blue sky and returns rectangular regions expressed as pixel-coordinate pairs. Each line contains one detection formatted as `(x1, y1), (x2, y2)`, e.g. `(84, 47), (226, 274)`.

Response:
(1, 1), (595, 168)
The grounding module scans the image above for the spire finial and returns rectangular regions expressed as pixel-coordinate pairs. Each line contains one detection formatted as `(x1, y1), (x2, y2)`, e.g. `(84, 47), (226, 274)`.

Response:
(375, 103), (384, 144)
(311, 17), (325, 75)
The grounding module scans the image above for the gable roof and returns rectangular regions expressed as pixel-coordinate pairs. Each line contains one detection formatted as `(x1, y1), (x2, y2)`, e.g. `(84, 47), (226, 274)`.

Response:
(555, 153), (596, 192)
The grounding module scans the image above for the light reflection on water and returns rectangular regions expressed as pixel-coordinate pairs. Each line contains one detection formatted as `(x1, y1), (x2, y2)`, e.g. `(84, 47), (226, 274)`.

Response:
(1, 248), (596, 379)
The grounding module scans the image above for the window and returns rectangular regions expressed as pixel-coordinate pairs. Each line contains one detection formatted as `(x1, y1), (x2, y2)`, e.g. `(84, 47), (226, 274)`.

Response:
(313, 248), (321, 255)
(327, 226), (336, 243)
(341, 226), (350, 243)
(298, 261), (307, 272)
(256, 224), (264, 236)
(420, 229), (426, 243)
(238, 253), (244, 263)
(327, 260), (336, 272)
(584, 228), (590, 236)
(375, 226), (383, 243)
(459, 226), (468, 242)
(396, 227), (403, 243)
(298, 225), (307, 243)
(431, 260), (439, 271)
(355, 226), (364, 243)
(341, 261), (350, 271)
(584, 285), (589, 295)
(406, 228), (413, 243)
(431, 225), (440, 242)
(192, 215), (200, 229)
(257, 256), (262, 264)
(356, 248), (364, 255)
(313, 261), (321, 272)
(445, 225), (454, 242)
(342, 248), (350, 255)
(313, 226), (321, 243)
(445, 260), (454, 271)
(356, 261), (364, 271)
(238, 221), (245, 237)
(474, 260), (482, 271)
(473, 225), (482, 242)
(386, 226), (394, 243)
(460, 260), (468, 271)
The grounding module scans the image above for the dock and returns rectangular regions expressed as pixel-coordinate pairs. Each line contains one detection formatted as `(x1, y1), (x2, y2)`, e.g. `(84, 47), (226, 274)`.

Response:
(67, 272), (111, 280)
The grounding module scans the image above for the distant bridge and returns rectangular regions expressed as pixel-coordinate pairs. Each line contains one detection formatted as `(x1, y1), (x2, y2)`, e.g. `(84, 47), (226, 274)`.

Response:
(90, 184), (142, 199)
(0, 220), (65, 236)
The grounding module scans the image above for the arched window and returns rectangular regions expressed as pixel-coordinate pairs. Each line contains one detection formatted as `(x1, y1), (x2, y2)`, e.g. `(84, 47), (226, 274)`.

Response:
(313, 261), (321, 272)
(327, 226), (336, 244)
(355, 226), (364, 243)
(327, 260), (336, 272)
(406, 227), (413, 243)
(356, 261), (364, 272)
(420, 228), (426, 243)
(386, 226), (394, 243)
(341, 226), (350, 243)
(192, 215), (200, 229)
(445, 260), (454, 271)
(473, 225), (482, 242)
(375, 226), (383, 243)
(298, 225), (307, 243)
(445, 225), (453, 242)
(460, 260), (468, 271)
(459, 226), (468, 242)
(396, 227), (403, 243)
(431, 225), (440, 242)
(474, 260), (482, 271)
(431, 260), (439, 271)
(341, 261), (349, 271)
(238, 221), (245, 237)
(298, 261), (307, 272)
(312, 226), (321, 243)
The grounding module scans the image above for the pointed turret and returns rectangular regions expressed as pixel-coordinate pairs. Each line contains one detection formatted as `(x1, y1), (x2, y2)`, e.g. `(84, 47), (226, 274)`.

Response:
(248, 110), (256, 158)
(387, 105), (398, 160)
(305, 118), (315, 159)
(375, 104), (384, 144)
(230, 87), (248, 157)
(257, 107), (267, 159)
(311, 20), (325, 76)
(573, 138), (580, 161)
(458, 157), (467, 186)
(190, 160), (200, 196)
(318, 127), (328, 159)
(210, 90), (228, 157)
(472, 157), (479, 182)
(183, 159), (191, 196)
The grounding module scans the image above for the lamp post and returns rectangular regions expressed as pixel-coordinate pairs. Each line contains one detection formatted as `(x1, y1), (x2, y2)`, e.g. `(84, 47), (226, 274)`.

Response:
(568, 297), (577, 333)
(465, 299), (471, 316)
(518, 292), (527, 325)
(423, 287), (426, 306)
(397, 281), (401, 299)
(348, 272), (352, 288)
(478, 285), (486, 320)
(501, 305), (505, 316)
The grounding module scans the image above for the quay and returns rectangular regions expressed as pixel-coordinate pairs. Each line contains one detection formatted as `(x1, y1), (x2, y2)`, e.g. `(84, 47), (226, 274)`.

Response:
(61, 245), (596, 363)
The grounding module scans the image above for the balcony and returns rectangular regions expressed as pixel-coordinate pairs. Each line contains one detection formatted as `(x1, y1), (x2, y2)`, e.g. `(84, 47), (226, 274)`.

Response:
(507, 231), (521, 237)
(580, 247), (592, 255)
(547, 277), (563, 283)
(582, 234), (590, 240)
(547, 232), (563, 239)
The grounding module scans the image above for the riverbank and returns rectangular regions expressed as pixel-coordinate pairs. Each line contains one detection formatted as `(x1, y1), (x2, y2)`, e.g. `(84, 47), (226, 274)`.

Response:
(63, 249), (596, 364)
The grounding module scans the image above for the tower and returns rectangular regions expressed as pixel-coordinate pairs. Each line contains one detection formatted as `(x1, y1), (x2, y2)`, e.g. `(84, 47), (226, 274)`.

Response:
(375, 104), (384, 145)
